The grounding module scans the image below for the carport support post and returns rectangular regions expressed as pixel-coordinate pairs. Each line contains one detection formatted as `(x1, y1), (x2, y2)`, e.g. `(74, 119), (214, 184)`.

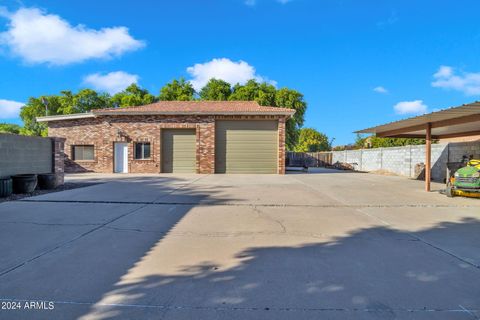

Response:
(425, 122), (432, 192)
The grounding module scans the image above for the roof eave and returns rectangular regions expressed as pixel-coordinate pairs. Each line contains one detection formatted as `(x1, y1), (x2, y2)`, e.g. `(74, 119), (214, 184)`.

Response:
(36, 110), (295, 122)
(93, 111), (295, 117)
(36, 113), (96, 122)
(354, 101), (480, 136)
(354, 128), (377, 134)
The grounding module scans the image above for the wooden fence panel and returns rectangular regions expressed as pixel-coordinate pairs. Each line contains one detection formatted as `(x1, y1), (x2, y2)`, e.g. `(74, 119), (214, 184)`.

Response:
(286, 152), (332, 167)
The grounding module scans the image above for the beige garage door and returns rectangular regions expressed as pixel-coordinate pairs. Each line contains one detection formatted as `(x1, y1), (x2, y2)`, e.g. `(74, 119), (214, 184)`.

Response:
(162, 129), (196, 173)
(215, 120), (278, 174)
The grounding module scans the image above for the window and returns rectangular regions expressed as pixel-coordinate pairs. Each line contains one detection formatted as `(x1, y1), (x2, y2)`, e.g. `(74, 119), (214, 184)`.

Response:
(134, 142), (151, 160)
(72, 145), (94, 161)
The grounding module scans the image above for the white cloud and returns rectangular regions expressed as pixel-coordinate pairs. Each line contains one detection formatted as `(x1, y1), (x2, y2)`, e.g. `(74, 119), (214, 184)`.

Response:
(0, 7), (144, 65)
(373, 86), (388, 94)
(0, 99), (24, 119)
(431, 65), (480, 95)
(393, 100), (428, 115)
(244, 0), (292, 6)
(433, 65), (453, 78)
(83, 71), (139, 94)
(377, 11), (398, 28)
(187, 58), (276, 91)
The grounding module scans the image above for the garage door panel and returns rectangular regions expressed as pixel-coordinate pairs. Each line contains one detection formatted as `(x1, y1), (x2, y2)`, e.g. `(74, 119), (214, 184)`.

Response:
(162, 129), (196, 173)
(224, 153), (276, 159)
(227, 165), (276, 170)
(225, 145), (277, 149)
(222, 138), (276, 143)
(217, 121), (278, 130)
(225, 162), (276, 167)
(215, 120), (278, 174)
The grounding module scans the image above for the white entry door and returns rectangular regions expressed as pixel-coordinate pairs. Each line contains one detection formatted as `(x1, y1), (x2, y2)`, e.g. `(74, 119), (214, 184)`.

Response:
(114, 142), (128, 173)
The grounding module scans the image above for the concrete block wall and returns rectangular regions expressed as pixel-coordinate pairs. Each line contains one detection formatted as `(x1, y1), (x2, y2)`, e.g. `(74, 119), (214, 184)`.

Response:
(0, 134), (65, 182)
(332, 150), (343, 164)
(344, 150), (361, 170)
(448, 142), (480, 162)
(381, 146), (409, 177)
(360, 149), (382, 172)
(0, 134), (52, 177)
(332, 141), (480, 182)
(431, 145), (449, 181)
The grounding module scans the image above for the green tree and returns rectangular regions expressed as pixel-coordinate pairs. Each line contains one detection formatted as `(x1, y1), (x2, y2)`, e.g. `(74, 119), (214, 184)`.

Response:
(20, 95), (63, 136)
(0, 123), (22, 134)
(112, 83), (157, 107)
(227, 80), (306, 150)
(355, 134), (427, 148)
(275, 88), (307, 149)
(159, 78), (195, 101)
(199, 79), (232, 100)
(58, 89), (112, 114)
(294, 128), (331, 152)
(354, 133), (367, 148)
(20, 89), (114, 136)
(229, 80), (276, 106)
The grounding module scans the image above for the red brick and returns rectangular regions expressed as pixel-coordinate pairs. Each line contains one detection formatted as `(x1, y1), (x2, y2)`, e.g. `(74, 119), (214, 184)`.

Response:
(48, 115), (287, 174)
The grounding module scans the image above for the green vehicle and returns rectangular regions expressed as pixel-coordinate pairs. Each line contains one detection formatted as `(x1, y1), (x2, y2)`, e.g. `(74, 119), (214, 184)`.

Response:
(446, 159), (480, 198)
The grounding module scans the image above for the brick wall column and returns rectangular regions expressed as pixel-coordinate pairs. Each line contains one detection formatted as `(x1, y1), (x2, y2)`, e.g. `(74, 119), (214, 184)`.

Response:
(278, 117), (286, 174)
(198, 121), (215, 174)
(51, 137), (66, 185)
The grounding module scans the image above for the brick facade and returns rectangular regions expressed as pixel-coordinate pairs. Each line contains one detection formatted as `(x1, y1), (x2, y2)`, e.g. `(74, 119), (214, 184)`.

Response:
(48, 114), (287, 174)
(278, 117), (286, 174)
(51, 137), (66, 185)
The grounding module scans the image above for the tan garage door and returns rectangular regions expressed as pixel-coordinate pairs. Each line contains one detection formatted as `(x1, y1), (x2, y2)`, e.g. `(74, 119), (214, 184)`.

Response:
(215, 120), (278, 173)
(162, 129), (196, 173)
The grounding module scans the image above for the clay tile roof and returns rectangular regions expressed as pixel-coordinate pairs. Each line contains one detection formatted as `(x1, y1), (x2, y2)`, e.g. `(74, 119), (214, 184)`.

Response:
(92, 101), (295, 116)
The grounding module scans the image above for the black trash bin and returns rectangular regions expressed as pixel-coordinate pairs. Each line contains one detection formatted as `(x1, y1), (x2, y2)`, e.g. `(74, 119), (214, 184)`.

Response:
(12, 174), (38, 194)
(38, 173), (58, 190)
(0, 177), (13, 197)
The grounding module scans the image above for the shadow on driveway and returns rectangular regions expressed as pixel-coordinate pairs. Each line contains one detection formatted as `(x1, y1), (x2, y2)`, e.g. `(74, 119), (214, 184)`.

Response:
(0, 175), (479, 319)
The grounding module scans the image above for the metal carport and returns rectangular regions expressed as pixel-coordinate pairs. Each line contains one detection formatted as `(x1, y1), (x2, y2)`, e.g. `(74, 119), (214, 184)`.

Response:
(356, 101), (480, 191)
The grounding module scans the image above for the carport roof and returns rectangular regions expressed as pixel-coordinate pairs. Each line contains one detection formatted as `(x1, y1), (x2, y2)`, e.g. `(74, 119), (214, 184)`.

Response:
(37, 101), (295, 122)
(355, 101), (480, 139)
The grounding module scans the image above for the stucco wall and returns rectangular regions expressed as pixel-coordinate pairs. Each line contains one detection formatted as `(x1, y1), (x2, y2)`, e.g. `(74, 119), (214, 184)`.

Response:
(332, 141), (480, 182)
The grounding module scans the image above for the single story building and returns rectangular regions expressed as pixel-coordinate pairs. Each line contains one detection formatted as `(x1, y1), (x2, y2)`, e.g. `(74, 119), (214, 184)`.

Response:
(37, 101), (295, 174)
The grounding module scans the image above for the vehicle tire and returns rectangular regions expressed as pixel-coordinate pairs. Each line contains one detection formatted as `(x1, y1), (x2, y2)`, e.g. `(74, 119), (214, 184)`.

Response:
(446, 182), (454, 198)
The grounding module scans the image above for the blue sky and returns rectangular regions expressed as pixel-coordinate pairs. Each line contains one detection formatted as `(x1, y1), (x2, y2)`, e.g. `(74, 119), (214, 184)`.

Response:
(1, 0), (480, 145)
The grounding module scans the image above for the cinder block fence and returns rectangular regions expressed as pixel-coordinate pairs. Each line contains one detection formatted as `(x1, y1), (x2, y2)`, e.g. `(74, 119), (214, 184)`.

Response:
(0, 134), (65, 185)
(331, 141), (480, 182)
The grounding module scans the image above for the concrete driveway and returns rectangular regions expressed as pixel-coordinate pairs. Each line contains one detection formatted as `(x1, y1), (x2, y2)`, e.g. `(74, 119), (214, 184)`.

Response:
(0, 170), (479, 319)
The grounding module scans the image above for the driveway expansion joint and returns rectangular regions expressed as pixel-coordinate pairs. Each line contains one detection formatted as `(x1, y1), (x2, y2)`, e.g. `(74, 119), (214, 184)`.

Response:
(0, 175), (211, 278)
(0, 298), (477, 314)
(17, 199), (480, 208)
(356, 208), (480, 270)
(2, 221), (102, 227)
(0, 203), (149, 278)
(2, 174), (479, 319)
